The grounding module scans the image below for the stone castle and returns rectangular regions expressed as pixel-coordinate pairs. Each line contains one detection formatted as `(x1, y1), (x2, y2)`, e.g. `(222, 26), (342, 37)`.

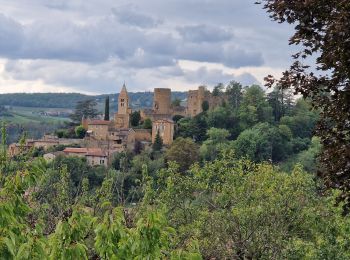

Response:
(9, 84), (226, 167)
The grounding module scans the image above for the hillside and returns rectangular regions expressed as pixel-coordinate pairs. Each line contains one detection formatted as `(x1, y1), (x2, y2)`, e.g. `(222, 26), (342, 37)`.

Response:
(0, 92), (188, 109)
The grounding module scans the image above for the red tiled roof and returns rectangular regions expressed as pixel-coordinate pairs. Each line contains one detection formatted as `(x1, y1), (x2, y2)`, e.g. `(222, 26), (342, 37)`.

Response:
(63, 148), (88, 154)
(63, 147), (107, 157)
(153, 119), (174, 124)
(86, 148), (107, 157)
(88, 120), (110, 125)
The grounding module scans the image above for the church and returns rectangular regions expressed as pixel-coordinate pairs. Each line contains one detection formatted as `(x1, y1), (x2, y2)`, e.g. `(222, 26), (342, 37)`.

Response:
(82, 84), (175, 157)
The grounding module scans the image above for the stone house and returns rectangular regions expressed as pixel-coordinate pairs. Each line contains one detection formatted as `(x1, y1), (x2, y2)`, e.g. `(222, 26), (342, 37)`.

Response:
(63, 147), (108, 167)
(152, 119), (175, 146)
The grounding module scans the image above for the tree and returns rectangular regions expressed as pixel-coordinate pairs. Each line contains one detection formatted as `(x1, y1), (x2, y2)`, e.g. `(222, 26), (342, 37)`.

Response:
(201, 100), (209, 112)
(241, 85), (273, 124)
(70, 99), (98, 124)
(143, 118), (152, 129)
(172, 115), (184, 123)
(226, 81), (243, 110)
(258, 0), (350, 209)
(200, 128), (231, 161)
(234, 123), (291, 163)
(130, 111), (141, 127)
(104, 96), (110, 121)
(165, 137), (199, 172)
(268, 87), (295, 121)
(171, 98), (181, 107)
(154, 153), (350, 259)
(75, 125), (86, 139)
(152, 131), (163, 151)
(212, 83), (224, 96)
(134, 140), (142, 155)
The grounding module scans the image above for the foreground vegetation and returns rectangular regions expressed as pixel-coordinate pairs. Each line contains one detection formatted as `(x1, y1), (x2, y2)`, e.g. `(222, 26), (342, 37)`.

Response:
(1, 128), (350, 259)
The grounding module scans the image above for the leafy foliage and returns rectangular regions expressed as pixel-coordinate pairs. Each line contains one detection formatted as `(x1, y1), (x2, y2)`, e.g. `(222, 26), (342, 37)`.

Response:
(166, 137), (199, 172)
(130, 111), (141, 127)
(258, 0), (350, 208)
(70, 100), (98, 124)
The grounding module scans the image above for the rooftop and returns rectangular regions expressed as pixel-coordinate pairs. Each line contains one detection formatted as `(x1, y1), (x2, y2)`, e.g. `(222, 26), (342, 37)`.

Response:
(88, 120), (111, 125)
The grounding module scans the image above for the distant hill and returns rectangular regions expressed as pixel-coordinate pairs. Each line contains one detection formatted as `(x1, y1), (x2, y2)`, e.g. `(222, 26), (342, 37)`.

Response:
(0, 92), (188, 109)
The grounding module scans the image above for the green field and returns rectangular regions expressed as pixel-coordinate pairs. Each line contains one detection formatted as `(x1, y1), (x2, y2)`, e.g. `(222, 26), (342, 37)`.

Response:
(1, 106), (70, 124)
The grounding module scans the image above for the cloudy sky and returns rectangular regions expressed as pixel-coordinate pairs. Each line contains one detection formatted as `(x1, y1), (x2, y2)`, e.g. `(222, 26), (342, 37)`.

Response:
(0, 0), (295, 94)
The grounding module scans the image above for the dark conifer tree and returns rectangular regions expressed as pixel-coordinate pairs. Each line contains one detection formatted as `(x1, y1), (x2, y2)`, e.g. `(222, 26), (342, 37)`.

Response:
(152, 130), (163, 151)
(104, 96), (110, 121)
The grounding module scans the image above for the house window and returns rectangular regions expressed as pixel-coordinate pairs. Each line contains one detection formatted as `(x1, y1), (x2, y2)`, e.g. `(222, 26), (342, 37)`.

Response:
(100, 160), (104, 164)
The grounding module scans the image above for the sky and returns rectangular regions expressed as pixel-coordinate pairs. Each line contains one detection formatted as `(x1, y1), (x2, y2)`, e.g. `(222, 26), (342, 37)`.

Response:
(0, 0), (296, 94)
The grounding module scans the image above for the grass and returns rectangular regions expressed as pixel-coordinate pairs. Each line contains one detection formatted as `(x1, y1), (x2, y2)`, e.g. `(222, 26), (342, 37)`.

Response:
(1, 106), (70, 125)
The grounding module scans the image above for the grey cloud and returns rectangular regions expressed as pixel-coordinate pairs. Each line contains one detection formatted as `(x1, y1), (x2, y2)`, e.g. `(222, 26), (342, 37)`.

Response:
(0, 4), (265, 69)
(235, 73), (260, 86)
(178, 42), (264, 68)
(120, 49), (176, 68)
(183, 67), (260, 86)
(222, 45), (264, 68)
(0, 0), (295, 93)
(184, 67), (233, 85)
(0, 14), (24, 56)
(111, 7), (160, 28)
(177, 24), (233, 43)
(4, 59), (125, 93)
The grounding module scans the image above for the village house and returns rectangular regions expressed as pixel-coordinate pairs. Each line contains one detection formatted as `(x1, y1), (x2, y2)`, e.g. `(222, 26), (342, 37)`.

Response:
(63, 147), (108, 167)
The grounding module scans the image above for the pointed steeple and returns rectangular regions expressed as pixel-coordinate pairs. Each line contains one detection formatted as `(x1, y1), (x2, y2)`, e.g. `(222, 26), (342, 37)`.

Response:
(121, 82), (128, 96)
(118, 82), (129, 115)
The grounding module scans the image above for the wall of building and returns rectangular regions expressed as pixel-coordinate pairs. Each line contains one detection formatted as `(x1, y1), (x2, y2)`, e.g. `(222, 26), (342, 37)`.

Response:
(153, 88), (171, 115)
(186, 86), (227, 117)
(134, 129), (152, 142)
(89, 124), (109, 140)
(152, 119), (174, 146)
(86, 155), (108, 167)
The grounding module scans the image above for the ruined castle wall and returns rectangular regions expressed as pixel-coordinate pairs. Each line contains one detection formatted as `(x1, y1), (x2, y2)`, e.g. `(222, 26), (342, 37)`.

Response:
(187, 90), (199, 117)
(153, 88), (171, 115)
(186, 86), (228, 117)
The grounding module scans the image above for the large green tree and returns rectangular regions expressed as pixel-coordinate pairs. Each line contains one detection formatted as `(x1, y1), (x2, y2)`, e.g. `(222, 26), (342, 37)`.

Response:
(130, 111), (141, 127)
(165, 137), (199, 172)
(154, 153), (350, 259)
(70, 99), (98, 124)
(225, 81), (243, 110)
(258, 0), (350, 208)
(200, 128), (232, 161)
(234, 123), (291, 163)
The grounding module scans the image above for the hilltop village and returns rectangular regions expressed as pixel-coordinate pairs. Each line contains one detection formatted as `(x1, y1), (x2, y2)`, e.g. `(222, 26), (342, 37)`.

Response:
(9, 85), (226, 166)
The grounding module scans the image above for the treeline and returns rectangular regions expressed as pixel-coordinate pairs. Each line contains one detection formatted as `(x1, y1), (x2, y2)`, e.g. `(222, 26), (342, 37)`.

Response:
(0, 91), (187, 109)
(171, 82), (320, 172)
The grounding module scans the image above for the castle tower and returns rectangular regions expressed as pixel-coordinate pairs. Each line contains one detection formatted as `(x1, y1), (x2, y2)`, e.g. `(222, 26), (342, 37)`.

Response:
(153, 88), (171, 115)
(187, 86), (208, 117)
(115, 83), (131, 129)
(118, 83), (129, 115)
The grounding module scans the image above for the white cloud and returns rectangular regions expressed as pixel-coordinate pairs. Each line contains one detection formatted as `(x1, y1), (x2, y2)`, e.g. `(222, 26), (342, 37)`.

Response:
(0, 0), (295, 93)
